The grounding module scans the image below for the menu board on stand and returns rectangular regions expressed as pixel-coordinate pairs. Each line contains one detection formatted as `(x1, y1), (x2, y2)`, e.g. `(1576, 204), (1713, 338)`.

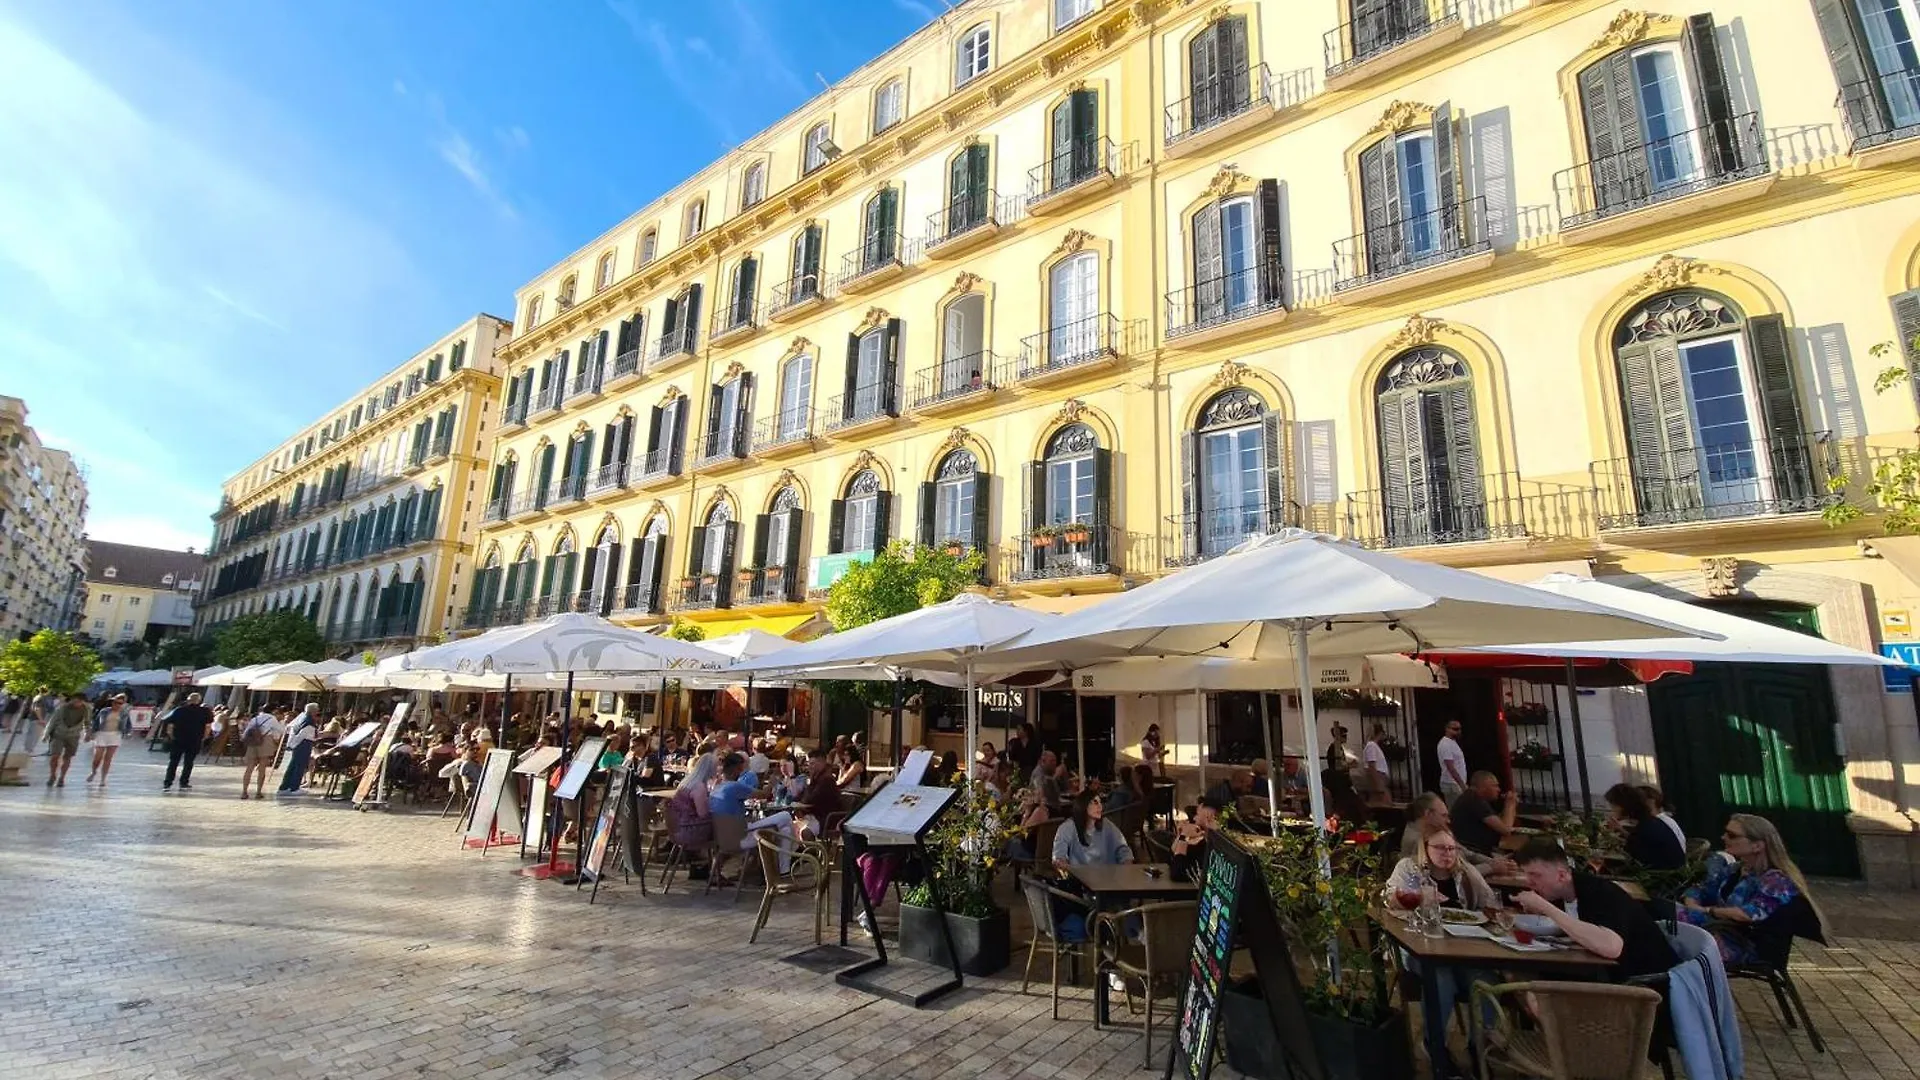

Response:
(512, 745), (564, 860)
(580, 764), (632, 902)
(462, 747), (523, 853)
(351, 703), (410, 810)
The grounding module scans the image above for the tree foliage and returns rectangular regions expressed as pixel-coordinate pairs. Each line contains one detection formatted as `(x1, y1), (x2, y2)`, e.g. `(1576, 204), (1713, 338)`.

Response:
(155, 636), (219, 670)
(816, 541), (986, 709)
(666, 617), (706, 642)
(0, 630), (106, 696)
(213, 610), (329, 667)
(1825, 336), (1920, 534)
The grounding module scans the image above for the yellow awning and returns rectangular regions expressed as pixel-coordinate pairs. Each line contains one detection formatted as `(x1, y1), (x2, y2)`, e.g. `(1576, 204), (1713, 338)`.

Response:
(687, 611), (821, 640)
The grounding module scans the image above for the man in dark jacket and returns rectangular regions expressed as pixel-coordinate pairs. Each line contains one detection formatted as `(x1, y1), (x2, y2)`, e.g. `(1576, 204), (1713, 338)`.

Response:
(163, 693), (214, 791)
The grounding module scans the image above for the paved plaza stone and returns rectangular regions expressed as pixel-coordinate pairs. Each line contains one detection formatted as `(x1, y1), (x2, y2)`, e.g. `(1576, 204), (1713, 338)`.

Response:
(1, 751), (1913, 1079)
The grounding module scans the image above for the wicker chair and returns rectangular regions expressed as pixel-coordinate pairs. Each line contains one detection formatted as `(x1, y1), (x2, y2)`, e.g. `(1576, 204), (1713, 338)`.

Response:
(1095, 900), (1197, 1068)
(1471, 980), (1662, 1079)
(1104, 801), (1148, 855)
(747, 831), (829, 944)
(1139, 827), (1174, 866)
(1019, 876), (1096, 1019)
(706, 813), (750, 895)
(1011, 818), (1065, 883)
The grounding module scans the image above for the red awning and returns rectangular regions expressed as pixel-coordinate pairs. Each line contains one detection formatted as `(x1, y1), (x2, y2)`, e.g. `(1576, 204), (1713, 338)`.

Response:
(1418, 652), (1693, 685)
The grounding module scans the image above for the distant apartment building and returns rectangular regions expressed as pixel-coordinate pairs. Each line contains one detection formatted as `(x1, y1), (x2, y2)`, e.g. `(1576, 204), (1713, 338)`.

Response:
(81, 540), (205, 646)
(0, 396), (89, 640)
(195, 316), (508, 650)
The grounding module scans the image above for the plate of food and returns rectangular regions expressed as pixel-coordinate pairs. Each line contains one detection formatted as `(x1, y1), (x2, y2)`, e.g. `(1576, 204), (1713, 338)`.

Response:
(1441, 908), (1488, 926)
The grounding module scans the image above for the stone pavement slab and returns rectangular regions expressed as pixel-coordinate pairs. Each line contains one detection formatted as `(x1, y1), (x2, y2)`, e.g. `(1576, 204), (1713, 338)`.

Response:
(0, 751), (1910, 1079)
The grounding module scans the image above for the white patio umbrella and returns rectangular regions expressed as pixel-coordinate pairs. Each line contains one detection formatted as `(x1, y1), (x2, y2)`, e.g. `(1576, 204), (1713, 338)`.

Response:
(248, 658), (361, 692)
(117, 669), (179, 687)
(193, 665), (233, 683)
(978, 530), (1711, 837)
(731, 593), (1061, 774)
(200, 663), (288, 687)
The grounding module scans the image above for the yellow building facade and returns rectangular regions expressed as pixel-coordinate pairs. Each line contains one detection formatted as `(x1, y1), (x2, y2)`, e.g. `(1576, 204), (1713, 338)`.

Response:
(471, 0), (1920, 884)
(81, 540), (205, 647)
(197, 316), (509, 649)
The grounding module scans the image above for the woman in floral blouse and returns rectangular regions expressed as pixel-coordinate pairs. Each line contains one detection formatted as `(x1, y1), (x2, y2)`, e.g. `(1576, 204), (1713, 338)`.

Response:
(1678, 813), (1815, 965)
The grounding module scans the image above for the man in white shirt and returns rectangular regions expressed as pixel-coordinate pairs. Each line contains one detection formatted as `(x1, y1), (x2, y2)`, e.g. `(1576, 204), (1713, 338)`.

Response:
(239, 706), (286, 800)
(1362, 724), (1391, 800)
(746, 737), (770, 776)
(1435, 719), (1468, 799)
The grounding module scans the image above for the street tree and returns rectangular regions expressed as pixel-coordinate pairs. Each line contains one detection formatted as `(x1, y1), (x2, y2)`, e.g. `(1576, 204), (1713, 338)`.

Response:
(213, 610), (329, 667)
(817, 541), (984, 710)
(0, 630), (106, 696)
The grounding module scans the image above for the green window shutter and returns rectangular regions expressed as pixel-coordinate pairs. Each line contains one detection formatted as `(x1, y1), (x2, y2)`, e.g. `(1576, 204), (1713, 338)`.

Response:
(873, 490), (894, 550)
(918, 481), (937, 546)
(1260, 411), (1291, 532)
(1616, 338), (1700, 519)
(971, 473), (993, 559)
(1891, 290), (1920, 416)
(828, 500), (846, 554)
(1813, 0), (1889, 141)
(1256, 178), (1285, 306)
(1193, 200), (1224, 324)
(1358, 136), (1401, 274)
(1178, 431), (1201, 559)
(1377, 387), (1429, 539)
(1437, 381), (1485, 521)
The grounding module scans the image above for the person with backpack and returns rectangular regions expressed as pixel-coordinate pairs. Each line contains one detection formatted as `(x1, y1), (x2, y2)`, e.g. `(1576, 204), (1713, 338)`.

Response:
(278, 703), (322, 795)
(239, 705), (286, 800)
(86, 693), (134, 786)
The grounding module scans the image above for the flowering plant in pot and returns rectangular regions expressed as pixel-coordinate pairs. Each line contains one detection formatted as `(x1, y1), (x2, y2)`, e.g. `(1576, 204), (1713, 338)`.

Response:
(897, 777), (1024, 975)
(1028, 525), (1057, 548)
(1058, 521), (1091, 545)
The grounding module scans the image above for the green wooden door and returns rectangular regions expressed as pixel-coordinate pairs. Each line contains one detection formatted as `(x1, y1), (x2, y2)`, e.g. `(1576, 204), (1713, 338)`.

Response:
(1648, 613), (1857, 877)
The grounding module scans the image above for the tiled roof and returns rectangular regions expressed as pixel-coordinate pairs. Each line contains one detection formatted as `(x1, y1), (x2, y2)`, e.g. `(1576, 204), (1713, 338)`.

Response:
(85, 540), (205, 589)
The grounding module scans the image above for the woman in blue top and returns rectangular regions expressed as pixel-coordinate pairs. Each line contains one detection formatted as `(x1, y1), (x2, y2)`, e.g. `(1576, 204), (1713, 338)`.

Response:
(1679, 813), (1814, 966)
(1052, 790), (1134, 868)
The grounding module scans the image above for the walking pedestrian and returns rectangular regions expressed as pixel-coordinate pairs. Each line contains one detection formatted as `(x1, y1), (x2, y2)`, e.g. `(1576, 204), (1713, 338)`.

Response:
(87, 693), (133, 786)
(238, 705), (285, 800)
(278, 703), (321, 795)
(1434, 719), (1468, 800)
(163, 692), (215, 791)
(30, 686), (59, 757)
(43, 691), (90, 787)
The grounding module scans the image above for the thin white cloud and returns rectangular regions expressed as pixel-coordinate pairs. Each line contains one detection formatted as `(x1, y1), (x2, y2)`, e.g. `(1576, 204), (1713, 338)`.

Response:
(433, 127), (516, 220)
(495, 124), (531, 153)
(201, 284), (288, 333)
(606, 2), (740, 146)
(892, 0), (938, 23)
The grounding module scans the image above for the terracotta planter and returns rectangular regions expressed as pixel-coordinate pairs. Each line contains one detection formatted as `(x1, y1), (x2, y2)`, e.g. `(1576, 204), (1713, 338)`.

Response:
(1030, 535), (1053, 549)
(1061, 528), (1089, 544)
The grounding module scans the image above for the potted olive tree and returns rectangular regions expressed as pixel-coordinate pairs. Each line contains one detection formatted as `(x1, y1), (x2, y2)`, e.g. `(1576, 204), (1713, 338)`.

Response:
(897, 778), (1021, 976)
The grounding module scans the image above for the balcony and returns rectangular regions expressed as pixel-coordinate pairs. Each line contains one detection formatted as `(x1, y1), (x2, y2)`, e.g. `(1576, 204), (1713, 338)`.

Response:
(533, 592), (595, 618)
(1163, 502), (1332, 568)
(614, 582), (663, 617)
(736, 564), (801, 607)
(752, 409), (818, 459)
(631, 447), (682, 490)
(482, 496), (511, 524)
(1837, 68), (1920, 164)
(1344, 473), (1596, 561)
(427, 434), (454, 462)
(1323, 0), (1462, 90)
(1590, 432), (1843, 540)
(673, 575), (732, 612)
(501, 401), (530, 431)
(1027, 137), (1126, 216)
(924, 191), (1020, 260)
(1331, 196), (1493, 302)
(1554, 113), (1772, 242)
(645, 330), (697, 374)
(695, 423), (752, 473)
(1164, 64), (1280, 160)
(570, 361), (605, 401)
(607, 347), (644, 390)
(1165, 265), (1288, 346)
(834, 231), (916, 294)
(709, 297), (762, 347)
(825, 381), (900, 438)
(585, 461), (629, 500)
(1007, 523), (1122, 584)
(508, 487), (549, 520)
(402, 450), (429, 475)
(533, 383), (566, 416)
(1018, 313), (1123, 387)
(911, 351), (1012, 415)
(549, 472), (588, 508)
(768, 272), (828, 323)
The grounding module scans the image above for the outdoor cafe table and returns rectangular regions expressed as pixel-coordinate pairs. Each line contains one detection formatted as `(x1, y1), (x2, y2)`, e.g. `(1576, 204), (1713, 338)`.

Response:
(1067, 862), (1198, 905)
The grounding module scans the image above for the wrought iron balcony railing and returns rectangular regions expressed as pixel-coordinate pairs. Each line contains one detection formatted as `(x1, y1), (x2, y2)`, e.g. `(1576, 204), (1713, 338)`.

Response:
(482, 496), (510, 523)
(1165, 264), (1286, 338)
(615, 582), (662, 616)
(753, 408), (818, 453)
(1554, 113), (1767, 230)
(1590, 432), (1841, 531)
(503, 399), (530, 427)
(1165, 64), (1272, 147)
(711, 296), (761, 340)
(1343, 472), (1594, 550)
(673, 575), (731, 612)
(609, 347), (642, 383)
(825, 381), (900, 432)
(1323, 0), (1460, 80)
(1836, 67), (1920, 153)
(696, 422), (752, 467)
(768, 272), (826, 316)
(1163, 501), (1324, 568)
(1332, 196), (1489, 292)
(736, 564), (802, 606)
(645, 329), (697, 370)
(1028, 136), (1124, 201)
(633, 446), (680, 483)
(1007, 523), (1121, 582)
(835, 230), (918, 288)
(428, 434), (453, 459)
(926, 190), (1019, 246)
(533, 383), (565, 414)
(570, 361), (604, 397)
(1018, 313), (1122, 381)
(585, 461), (629, 497)
(550, 472), (588, 506)
(911, 351), (1013, 411)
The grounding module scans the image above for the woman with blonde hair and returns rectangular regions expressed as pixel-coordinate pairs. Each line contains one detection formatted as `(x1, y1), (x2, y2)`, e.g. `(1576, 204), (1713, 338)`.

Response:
(1679, 813), (1816, 965)
(1387, 828), (1497, 1079)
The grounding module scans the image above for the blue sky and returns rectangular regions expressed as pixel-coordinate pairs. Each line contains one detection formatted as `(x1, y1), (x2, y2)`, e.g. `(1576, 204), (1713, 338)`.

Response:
(0, 0), (930, 553)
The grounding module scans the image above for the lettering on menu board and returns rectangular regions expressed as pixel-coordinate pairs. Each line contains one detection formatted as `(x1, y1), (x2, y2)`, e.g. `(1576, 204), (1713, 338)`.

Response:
(1167, 847), (1241, 1080)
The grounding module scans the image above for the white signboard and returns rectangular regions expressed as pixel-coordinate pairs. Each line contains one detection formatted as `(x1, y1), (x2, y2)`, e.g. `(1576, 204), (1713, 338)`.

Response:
(844, 783), (957, 846)
(555, 738), (607, 801)
(512, 745), (563, 776)
(464, 747), (522, 847)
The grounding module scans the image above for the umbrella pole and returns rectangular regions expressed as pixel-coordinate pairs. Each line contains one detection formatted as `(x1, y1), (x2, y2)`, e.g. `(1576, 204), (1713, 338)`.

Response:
(1291, 624), (1332, 836)
(1194, 688), (1207, 798)
(1563, 658), (1593, 813)
(890, 675), (904, 767)
(964, 663), (977, 792)
(500, 675), (512, 747)
(1074, 687), (1086, 779)
(1258, 690), (1279, 825)
(563, 672), (575, 754)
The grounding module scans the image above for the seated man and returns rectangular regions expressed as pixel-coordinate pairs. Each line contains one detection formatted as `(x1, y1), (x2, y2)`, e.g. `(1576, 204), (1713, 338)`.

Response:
(1170, 796), (1227, 882)
(1513, 838), (1678, 980)
(1397, 793), (1515, 875)
(1205, 767), (1254, 808)
(1449, 771), (1518, 857)
(707, 752), (761, 885)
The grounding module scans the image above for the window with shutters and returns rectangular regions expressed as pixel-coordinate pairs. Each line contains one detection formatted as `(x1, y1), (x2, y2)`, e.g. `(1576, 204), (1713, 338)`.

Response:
(1189, 389), (1281, 557)
(621, 515), (669, 614)
(777, 352), (814, 441)
(1173, 16), (1251, 142)
(596, 251), (616, 292)
(1042, 251), (1103, 367)
(837, 326), (894, 425)
(873, 78), (905, 134)
(1599, 291), (1832, 528)
(1372, 348), (1487, 547)
(858, 187), (901, 276)
(776, 224), (825, 312)
(1020, 422), (1111, 579)
(702, 374), (752, 463)
(1042, 89), (1104, 194)
(1560, 17), (1763, 227)
(684, 199), (706, 241)
(1175, 182), (1286, 334)
(1818, 0), (1920, 148)
(741, 161), (767, 210)
(651, 285), (703, 364)
(638, 229), (658, 266)
(919, 292), (989, 407)
(938, 143), (993, 239)
(641, 394), (689, 479)
(524, 295), (542, 329)
(841, 470), (883, 553)
(585, 525), (619, 615)
(1341, 105), (1484, 290)
(752, 484), (806, 603)
(956, 25), (991, 87)
(802, 123), (833, 175)
(933, 451), (977, 545)
(719, 256), (758, 336)
(1332, 0), (1449, 74)
(681, 502), (736, 610)
(541, 533), (579, 613)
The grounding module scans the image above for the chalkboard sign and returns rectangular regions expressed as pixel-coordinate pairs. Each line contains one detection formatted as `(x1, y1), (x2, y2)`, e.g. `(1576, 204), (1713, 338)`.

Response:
(1164, 831), (1322, 1080)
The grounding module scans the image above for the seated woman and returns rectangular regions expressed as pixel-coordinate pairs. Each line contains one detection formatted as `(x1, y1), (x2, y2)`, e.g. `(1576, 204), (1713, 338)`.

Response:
(667, 752), (717, 856)
(1606, 782), (1686, 870)
(1052, 790), (1134, 868)
(836, 746), (867, 790)
(598, 731), (629, 771)
(1679, 813), (1815, 966)
(1003, 788), (1054, 861)
(794, 759), (840, 839)
(1387, 828), (1498, 1080)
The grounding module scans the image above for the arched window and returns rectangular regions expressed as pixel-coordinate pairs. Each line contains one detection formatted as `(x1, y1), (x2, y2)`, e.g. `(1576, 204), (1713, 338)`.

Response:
(741, 161), (767, 210)
(689, 502), (737, 607)
(939, 293), (986, 398)
(1356, 110), (1463, 279)
(1823, 0), (1920, 141)
(956, 24), (991, 86)
(596, 251), (616, 291)
(543, 533), (578, 608)
(803, 122), (833, 174)
(873, 78), (905, 134)
(1375, 347), (1484, 545)
(922, 449), (983, 550)
(467, 547), (504, 623)
(1047, 250), (1099, 363)
(684, 198), (706, 241)
(843, 322), (898, 422)
(1609, 291), (1807, 526)
(558, 275), (577, 308)
(860, 187), (899, 273)
(1180, 388), (1282, 558)
(788, 224), (824, 303)
(704, 368), (753, 461)
(756, 485), (805, 602)
(638, 228), (658, 266)
(584, 523), (620, 615)
(777, 351), (814, 440)
(1022, 423), (1111, 576)
(832, 469), (889, 554)
(524, 295), (543, 329)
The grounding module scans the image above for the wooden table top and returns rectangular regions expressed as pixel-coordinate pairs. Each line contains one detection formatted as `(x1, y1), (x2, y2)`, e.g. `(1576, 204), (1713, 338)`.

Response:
(1371, 906), (1616, 971)
(1066, 863), (1197, 898)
